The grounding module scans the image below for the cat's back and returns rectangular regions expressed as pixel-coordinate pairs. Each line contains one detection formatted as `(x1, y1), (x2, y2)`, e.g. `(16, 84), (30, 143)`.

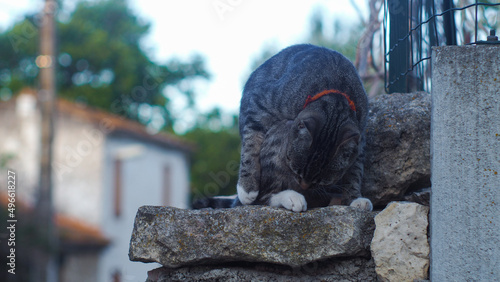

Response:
(246, 44), (343, 82)
(240, 44), (367, 127)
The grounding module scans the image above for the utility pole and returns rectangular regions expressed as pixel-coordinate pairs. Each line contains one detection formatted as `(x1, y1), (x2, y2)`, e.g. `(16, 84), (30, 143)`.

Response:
(34, 0), (58, 281)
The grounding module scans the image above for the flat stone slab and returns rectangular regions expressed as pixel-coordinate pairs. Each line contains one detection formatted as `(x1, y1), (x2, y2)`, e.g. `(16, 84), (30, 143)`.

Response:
(129, 205), (376, 268)
(146, 257), (377, 282)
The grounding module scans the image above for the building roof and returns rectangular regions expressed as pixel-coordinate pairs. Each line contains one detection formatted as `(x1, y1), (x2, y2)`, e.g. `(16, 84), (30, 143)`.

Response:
(56, 214), (110, 250)
(4, 88), (195, 153)
(0, 195), (110, 250)
(57, 98), (195, 153)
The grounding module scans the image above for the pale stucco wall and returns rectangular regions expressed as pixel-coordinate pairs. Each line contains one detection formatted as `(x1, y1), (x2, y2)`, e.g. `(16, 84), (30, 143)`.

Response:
(97, 135), (190, 282)
(59, 252), (99, 282)
(0, 93), (40, 205)
(53, 108), (105, 226)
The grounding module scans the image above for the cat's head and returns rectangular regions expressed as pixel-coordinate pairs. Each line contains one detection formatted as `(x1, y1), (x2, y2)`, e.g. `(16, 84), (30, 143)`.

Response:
(285, 110), (360, 190)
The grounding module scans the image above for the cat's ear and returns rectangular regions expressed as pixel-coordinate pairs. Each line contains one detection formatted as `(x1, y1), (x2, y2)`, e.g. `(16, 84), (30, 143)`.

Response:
(331, 127), (360, 170)
(333, 127), (360, 158)
(339, 128), (360, 147)
(296, 120), (313, 146)
(293, 119), (314, 149)
(300, 117), (319, 137)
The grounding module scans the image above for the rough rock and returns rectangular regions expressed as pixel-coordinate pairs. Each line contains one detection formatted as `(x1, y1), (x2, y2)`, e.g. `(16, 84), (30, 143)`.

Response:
(129, 205), (376, 268)
(363, 92), (431, 207)
(146, 258), (377, 282)
(403, 188), (430, 206)
(370, 202), (430, 282)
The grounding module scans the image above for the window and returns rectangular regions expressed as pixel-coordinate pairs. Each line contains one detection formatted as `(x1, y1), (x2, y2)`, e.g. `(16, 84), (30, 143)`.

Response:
(162, 166), (171, 206)
(113, 158), (122, 217)
(112, 269), (121, 282)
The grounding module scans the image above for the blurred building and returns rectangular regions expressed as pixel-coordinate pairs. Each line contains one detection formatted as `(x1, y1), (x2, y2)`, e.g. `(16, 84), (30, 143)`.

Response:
(0, 89), (193, 282)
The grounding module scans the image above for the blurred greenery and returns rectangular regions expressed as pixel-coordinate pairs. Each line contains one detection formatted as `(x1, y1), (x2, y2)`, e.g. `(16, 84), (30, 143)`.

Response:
(0, 0), (209, 129)
(0, 197), (47, 282)
(183, 108), (241, 199)
(0, 153), (15, 169)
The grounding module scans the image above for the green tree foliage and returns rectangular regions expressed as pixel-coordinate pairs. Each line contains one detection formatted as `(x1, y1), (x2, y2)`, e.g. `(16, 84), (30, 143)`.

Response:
(0, 0), (209, 129)
(0, 153), (14, 169)
(183, 108), (241, 200)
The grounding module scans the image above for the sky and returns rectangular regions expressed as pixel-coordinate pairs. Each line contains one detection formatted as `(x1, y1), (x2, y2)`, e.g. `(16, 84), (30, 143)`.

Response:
(0, 0), (366, 131)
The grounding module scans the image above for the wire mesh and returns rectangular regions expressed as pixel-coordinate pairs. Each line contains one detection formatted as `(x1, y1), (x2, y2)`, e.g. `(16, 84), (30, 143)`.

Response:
(383, 0), (500, 93)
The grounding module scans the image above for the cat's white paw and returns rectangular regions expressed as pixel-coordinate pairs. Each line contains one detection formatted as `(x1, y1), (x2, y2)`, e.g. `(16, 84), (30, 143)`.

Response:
(350, 197), (373, 211)
(237, 184), (258, 205)
(269, 190), (307, 212)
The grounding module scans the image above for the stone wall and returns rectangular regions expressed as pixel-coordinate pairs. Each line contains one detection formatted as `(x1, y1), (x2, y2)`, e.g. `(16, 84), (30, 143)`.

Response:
(128, 92), (433, 281)
(128, 46), (500, 281)
(363, 92), (431, 207)
(129, 202), (429, 282)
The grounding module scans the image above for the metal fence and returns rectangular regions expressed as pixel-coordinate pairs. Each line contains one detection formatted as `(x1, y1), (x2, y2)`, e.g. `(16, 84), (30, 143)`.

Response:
(384, 0), (500, 93)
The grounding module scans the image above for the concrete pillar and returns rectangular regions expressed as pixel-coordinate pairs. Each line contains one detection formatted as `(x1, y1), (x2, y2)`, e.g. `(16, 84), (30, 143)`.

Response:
(431, 45), (500, 281)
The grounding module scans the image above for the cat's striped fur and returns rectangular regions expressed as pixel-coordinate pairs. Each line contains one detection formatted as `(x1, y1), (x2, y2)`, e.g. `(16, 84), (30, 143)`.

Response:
(194, 44), (372, 212)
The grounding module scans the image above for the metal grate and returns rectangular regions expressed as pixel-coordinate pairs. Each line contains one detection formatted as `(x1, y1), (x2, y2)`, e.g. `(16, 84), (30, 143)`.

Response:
(383, 0), (500, 93)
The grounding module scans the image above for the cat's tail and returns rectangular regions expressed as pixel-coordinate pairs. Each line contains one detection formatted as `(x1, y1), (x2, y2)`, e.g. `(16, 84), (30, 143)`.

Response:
(192, 195), (241, 209)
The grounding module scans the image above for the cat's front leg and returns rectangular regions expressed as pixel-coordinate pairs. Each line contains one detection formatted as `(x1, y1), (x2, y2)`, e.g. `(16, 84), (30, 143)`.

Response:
(237, 129), (265, 205)
(349, 197), (373, 211)
(269, 190), (307, 212)
(341, 146), (373, 211)
(237, 185), (259, 205)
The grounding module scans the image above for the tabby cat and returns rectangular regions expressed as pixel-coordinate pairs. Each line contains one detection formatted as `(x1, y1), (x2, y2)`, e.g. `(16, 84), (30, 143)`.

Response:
(193, 44), (372, 212)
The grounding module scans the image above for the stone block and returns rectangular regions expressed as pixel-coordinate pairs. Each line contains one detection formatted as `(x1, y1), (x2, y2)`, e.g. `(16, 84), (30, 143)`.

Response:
(370, 202), (429, 282)
(129, 205), (375, 268)
(363, 92), (431, 207)
(431, 45), (500, 281)
(145, 258), (377, 282)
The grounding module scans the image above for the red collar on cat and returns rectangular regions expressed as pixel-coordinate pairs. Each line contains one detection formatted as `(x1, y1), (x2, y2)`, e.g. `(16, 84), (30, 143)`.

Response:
(303, 89), (356, 111)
